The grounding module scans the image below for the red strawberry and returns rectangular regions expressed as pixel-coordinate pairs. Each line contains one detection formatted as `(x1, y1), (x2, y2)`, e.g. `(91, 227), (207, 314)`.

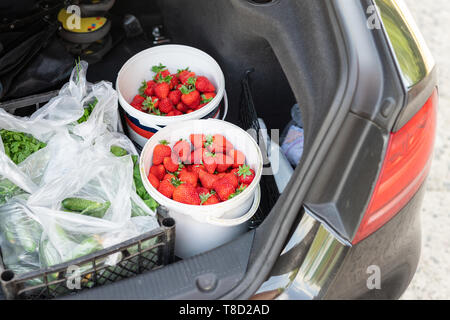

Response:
(154, 82), (170, 99)
(189, 147), (206, 165)
(187, 110), (194, 114)
(196, 187), (210, 196)
(181, 90), (200, 107)
(148, 173), (160, 189)
(228, 149), (246, 168)
(167, 111), (175, 116)
(176, 102), (190, 113)
(190, 134), (206, 149)
(173, 184), (200, 205)
(178, 70), (196, 84)
(153, 140), (171, 165)
(131, 102), (142, 110)
(189, 163), (205, 175)
(169, 74), (180, 90)
(237, 165), (255, 185)
(163, 173), (177, 182)
(158, 179), (175, 199)
(131, 94), (145, 105)
(195, 76), (216, 93)
(216, 173), (226, 179)
(215, 153), (234, 173)
(159, 98), (174, 114)
(200, 192), (220, 205)
(230, 168), (239, 176)
(169, 90), (182, 105)
(173, 140), (191, 162)
(173, 109), (183, 116)
(213, 180), (236, 201)
(203, 151), (217, 174)
(205, 134), (234, 154)
(193, 103), (207, 111)
(220, 172), (239, 189)
(198, 170), (219, 189)
(150, 164), (165, 181)
(163, 156), (179, 172)
(179, 170), (198, 187)
(144, 81), (156, 96)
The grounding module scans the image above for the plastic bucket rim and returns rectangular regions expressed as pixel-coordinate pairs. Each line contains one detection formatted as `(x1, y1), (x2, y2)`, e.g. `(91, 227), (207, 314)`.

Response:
(139, 119), (264, 216)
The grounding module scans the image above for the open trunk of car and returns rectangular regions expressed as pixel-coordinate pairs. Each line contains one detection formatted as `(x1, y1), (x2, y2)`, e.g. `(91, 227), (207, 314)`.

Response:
(1, 0), (348, 299)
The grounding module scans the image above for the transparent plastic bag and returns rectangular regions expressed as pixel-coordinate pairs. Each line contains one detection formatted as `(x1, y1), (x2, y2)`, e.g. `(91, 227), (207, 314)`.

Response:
(0, 196), (43, 275)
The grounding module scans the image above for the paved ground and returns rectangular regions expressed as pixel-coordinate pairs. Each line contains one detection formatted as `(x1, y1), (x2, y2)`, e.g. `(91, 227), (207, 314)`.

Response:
(400, 0), (450, 300)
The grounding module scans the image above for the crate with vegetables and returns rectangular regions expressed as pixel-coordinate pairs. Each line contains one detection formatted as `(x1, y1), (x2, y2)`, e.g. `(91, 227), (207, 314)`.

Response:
(0, 62), (174, 299)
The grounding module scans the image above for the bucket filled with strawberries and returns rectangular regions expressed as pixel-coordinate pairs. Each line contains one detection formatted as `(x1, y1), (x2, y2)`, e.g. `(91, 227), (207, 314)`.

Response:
(117, 45), (225, 148)
(139, 119), (263, 258)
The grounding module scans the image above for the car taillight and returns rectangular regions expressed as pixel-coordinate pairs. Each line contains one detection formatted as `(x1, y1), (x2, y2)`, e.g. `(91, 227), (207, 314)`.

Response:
(353, 89), (438, 244)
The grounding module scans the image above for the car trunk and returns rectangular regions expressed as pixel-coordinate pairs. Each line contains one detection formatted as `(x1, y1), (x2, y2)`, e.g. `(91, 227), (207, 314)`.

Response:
(2, 0), (345, 299)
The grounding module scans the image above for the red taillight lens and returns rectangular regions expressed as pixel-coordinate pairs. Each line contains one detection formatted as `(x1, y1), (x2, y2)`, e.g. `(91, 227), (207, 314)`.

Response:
(353, 89), (438, 244)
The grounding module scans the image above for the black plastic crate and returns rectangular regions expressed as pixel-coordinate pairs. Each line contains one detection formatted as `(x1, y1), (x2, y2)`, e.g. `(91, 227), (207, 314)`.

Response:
(0, 91), (175, 299)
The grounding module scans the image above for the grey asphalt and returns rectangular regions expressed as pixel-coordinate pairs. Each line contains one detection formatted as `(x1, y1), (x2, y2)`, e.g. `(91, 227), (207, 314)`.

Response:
(400, 0), (450, 300)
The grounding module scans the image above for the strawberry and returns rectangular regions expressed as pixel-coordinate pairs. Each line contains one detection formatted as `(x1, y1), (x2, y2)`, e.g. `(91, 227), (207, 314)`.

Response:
(203, 151), (217, 174)
(219, 172), (239, 189)
(200, 192), (220, 205)
(158, 179), (175, 199)
(230, 167), (239, 176)
(152, 64), (170, 81)
(195, 76), (216, 93)
(131, 102), (142, 110)
(163, 173), (177, 182)
(187, 110), (194, 114)
(173, 140), (191, 162)
(144, 80), (156, 97)
(190, 134), (206, 149)
(150, 164), (165, 181)
(189, 147), (206, 165)
(167, 111), (175, 116)
(228, 149), (245, 168)
(189, 163), (205, 175)
(216, 172), (227, 179)
(181, 90), (200, 107)
(163, 156), (179, 172)
(176, 102), (190, 113)
(142, 96), (160, 114)
(196, 187), (210, 196)
(148, 173), (160, 189)
(201, 92), (216, 103)
(131, 94), (146, 106)
(179, 170), (198, 187)
(154, 82), (170, 99)
(215, 153), (233, 173)
(173, 109), (183, 116)
(178, 69), (196, 84)
(205, 134), (234, 154)
(237, 165), (255, 185)
(153, 140), (171, 165)
(159, 98), (174, 114)
(198, 170), (219, 189)
(169, 74), (180, 90)
(213, 180), (236, 201)
(169, 90), (182, 105)
(173, 184), (201, 205)
(193, 103), (207, 111)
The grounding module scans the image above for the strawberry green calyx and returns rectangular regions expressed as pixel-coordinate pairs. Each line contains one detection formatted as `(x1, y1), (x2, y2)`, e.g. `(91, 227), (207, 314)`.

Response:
(139, 80), (148, 96)
(170, 177), (184, 187)
(158, 74), (173, 84)
(237, 165), (253, 179)
(159, 140), (170, 145)
(199, 192), (212, 205)
(142, 97), (157, 113)
(152, 63), (167, 74)
(177, 67), (190, 74)
(180, 77), (197, 94)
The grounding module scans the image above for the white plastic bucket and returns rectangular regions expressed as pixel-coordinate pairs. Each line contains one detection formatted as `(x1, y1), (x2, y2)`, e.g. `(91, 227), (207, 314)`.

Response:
(116, 44), (227, 148)
(140, 119), (263, 258)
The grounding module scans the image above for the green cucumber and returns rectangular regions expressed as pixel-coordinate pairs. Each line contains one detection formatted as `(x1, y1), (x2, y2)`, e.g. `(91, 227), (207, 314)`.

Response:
(62, 198), (110, 219)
